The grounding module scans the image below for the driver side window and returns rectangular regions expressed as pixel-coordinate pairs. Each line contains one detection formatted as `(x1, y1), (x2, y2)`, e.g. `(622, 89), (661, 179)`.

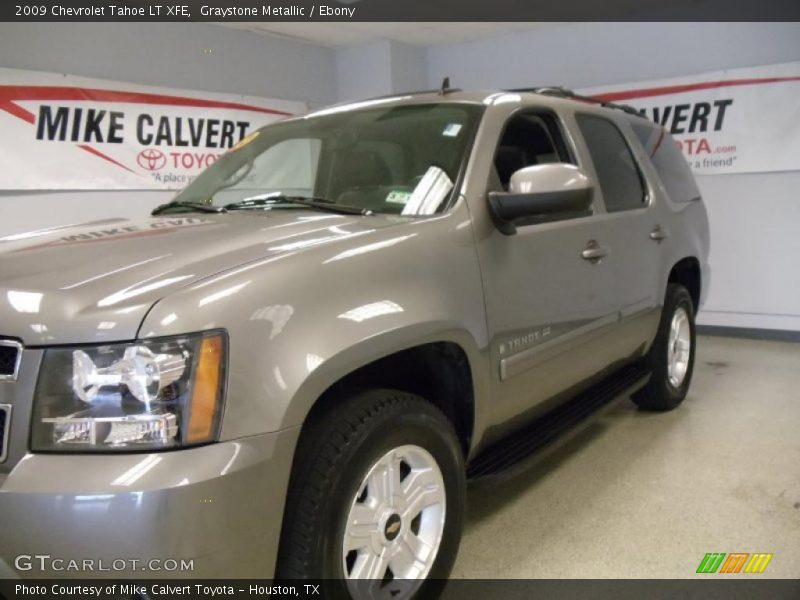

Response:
(492, 112), (573, 191)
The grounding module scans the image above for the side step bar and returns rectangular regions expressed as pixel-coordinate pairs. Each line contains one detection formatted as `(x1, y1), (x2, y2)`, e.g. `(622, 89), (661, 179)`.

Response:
(467, 364), (650, 479)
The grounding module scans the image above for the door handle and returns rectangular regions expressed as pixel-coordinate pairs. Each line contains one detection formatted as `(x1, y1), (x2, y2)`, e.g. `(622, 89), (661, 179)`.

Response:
(581, 240), (609, 262)
(649, 226), (669, 242)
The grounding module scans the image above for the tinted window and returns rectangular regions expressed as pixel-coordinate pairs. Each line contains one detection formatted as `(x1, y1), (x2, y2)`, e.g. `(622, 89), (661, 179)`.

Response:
(493, 113), (572, 190)
(576, 115), (645, 212)
(632, 122), (701, 203)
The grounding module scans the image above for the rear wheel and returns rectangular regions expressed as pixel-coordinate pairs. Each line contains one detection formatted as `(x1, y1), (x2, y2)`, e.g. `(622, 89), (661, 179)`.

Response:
(276, 389), (465, 599)
(633, 283), (696, 411)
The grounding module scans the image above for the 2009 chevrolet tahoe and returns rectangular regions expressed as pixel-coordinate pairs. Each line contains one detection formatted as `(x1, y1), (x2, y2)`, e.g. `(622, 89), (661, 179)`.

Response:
(0, 87), (709, 597)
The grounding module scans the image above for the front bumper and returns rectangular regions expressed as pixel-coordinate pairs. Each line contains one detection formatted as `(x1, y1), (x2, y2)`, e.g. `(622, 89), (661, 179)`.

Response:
(0, 428), (300, 578)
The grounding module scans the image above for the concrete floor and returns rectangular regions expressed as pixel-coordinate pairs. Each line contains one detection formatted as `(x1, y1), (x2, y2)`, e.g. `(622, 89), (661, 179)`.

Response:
(454, 335), (800, 578)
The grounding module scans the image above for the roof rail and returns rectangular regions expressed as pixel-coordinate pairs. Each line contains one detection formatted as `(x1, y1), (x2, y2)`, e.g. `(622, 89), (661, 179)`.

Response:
(509, 86), (646, 119)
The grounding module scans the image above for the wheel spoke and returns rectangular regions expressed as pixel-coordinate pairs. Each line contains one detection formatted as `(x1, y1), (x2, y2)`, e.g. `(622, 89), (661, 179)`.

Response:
(350, 547), (390, 580)
(345, 503), (379, 552)
(387, 453), (402, 498)
(400, 468), (443, 521)
(367, 452), (401, 504)
(402, 466), (439, 498)
(389, 531), (431, 579)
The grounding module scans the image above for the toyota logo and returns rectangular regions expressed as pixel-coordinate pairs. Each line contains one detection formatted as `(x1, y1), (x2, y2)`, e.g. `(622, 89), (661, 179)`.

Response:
(137, 148), (167, 171)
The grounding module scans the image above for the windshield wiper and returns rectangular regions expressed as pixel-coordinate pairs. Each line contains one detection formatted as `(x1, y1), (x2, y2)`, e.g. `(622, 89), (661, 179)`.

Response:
(151, 201), (227, 216)
(224, 195), (372, 216)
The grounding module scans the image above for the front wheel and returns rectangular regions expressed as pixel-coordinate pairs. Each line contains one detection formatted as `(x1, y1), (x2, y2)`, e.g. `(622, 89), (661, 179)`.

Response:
(276, 389), (465, 599)
(633, 283), (697, 411)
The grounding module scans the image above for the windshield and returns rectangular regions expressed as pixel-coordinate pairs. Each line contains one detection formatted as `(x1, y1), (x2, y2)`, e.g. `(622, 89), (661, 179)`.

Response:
(172, 102), (483, 216)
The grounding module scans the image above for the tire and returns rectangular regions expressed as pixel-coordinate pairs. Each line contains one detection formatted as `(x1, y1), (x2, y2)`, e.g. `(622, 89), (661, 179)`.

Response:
(633, 283), (696, 411)
(276, 389), (466, 599)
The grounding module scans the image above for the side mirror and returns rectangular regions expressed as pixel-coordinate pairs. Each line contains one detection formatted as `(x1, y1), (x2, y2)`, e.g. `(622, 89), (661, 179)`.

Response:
(488, 163), (594, 235)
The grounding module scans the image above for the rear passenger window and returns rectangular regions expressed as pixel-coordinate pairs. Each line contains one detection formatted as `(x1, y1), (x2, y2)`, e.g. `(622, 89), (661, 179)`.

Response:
(576, 115), (646, 212)
(632, 122), (701, 204)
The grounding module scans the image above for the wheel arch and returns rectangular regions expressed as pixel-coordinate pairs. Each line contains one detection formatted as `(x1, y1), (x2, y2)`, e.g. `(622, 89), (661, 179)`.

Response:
(667, 256), (701, 311)
(290, 337), (479, 459)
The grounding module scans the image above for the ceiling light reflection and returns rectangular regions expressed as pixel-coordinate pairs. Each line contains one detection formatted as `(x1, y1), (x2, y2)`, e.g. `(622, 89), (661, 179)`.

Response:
(306, 354), (324, 372)
(324, 235), (416, 263)
(111, 455), (163, 487)
(7, 290), (43, 313)
(338, 300), (404, 323)
(97, 275), (193, 307)
(198, 281), (251, 307)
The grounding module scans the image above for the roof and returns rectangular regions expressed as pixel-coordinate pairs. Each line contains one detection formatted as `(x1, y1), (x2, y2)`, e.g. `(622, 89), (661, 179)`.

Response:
(302, 86), (646, 122)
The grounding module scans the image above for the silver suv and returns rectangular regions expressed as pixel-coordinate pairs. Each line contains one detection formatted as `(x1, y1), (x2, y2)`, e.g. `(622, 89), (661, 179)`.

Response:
(0, 88), (709, 595)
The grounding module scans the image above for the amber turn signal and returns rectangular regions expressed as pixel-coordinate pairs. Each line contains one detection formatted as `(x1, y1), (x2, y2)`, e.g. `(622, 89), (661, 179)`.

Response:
(187, 334), (225, 443)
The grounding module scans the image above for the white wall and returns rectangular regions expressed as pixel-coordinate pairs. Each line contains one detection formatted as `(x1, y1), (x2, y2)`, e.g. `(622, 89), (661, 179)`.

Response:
(696, 172), (800, 332)
(0, 22), (336, 107)
(425, 22), (800, 90)
(336, 41), (394, 102)
(389, 42), (428, 96)
(0, 22), (337, 235)
(336, 40), (427, 103)
(426, 22), (800, 332)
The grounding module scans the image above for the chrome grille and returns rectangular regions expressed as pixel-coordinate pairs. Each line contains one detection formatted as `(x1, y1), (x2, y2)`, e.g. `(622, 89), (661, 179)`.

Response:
(0, 340), (22, 381)
(0, 404), (10, 462)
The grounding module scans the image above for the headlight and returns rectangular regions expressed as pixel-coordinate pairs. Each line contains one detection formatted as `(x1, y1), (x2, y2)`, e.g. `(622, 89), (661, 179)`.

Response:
(32, 331), (227, 452)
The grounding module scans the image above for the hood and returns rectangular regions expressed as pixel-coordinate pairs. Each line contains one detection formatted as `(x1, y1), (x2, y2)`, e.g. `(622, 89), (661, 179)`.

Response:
(0, 211), (402, 345)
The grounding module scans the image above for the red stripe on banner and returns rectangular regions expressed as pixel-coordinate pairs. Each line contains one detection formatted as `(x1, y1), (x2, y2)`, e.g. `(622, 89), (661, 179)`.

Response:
(0, 100), (36, 124)
(77, 144), (138, 175)
(592, 76), (800, 102)
(0, 85), (294, 116)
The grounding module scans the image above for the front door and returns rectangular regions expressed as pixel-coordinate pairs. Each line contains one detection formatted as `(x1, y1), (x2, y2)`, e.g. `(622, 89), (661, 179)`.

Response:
(474, 110), (619, 430)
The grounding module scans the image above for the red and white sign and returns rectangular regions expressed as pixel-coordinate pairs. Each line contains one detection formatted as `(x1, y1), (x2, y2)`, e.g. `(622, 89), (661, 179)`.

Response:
(0, 68), (305, 190)
(580, 62), (800, 175)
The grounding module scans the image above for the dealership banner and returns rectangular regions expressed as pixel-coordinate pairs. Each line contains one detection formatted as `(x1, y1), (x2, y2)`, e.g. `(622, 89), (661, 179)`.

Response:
(580, 62), (800, 175)
(0, 68), (305, 190)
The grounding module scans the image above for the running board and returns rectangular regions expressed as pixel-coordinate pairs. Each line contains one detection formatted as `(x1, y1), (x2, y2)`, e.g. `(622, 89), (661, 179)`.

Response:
(467, 364), (650, 479)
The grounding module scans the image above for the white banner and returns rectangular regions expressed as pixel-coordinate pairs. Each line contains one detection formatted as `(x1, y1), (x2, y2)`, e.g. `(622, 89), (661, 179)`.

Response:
(0, 68), (305, 190)
(580, 62), (800, 175)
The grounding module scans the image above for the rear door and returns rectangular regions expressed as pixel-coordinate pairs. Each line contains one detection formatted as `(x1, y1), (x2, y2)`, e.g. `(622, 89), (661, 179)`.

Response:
(573, 113), (664, 357)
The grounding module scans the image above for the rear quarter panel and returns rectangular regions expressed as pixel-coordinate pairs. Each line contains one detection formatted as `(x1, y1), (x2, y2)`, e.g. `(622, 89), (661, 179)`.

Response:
(616, 113), (711, 313)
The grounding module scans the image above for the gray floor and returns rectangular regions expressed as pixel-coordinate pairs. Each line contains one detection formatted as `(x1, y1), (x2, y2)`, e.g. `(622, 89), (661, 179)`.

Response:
(454, 336), (800, 578)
